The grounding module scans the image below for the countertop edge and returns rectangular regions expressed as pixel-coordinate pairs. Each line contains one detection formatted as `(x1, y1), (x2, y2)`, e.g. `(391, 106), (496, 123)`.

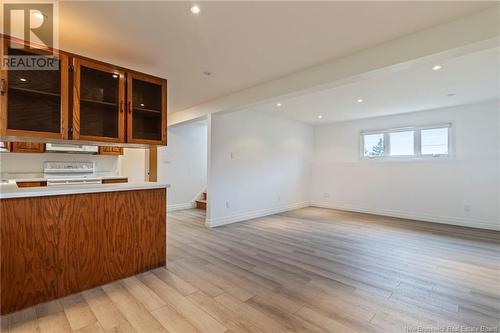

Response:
(2, 175), (130, 183)
(0, 183), (170, 199)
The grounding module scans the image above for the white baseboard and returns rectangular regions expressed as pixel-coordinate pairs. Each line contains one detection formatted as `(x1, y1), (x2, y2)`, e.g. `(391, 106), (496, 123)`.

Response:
(311, 202), (500, 231)
(168, 202), (196, 212)
(205, 201), (310, 228)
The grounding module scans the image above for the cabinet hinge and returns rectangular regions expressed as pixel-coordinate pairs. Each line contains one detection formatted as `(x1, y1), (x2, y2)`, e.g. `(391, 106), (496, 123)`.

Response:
(68, 127), (73, 134)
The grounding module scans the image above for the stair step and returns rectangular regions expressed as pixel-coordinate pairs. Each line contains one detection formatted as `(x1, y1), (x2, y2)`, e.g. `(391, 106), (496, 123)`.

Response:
(196, 199), (206, 210)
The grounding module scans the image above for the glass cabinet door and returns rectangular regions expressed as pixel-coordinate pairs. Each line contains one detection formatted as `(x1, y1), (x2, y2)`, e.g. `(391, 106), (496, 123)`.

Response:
(1, 39), (69, 139)
(127, 73), (167, 144)
(73, 58), (125, 142)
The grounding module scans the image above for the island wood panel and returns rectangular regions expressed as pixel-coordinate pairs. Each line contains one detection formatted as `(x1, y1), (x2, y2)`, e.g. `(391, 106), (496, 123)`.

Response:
(0, 188), (166, 315)
(57, 192), (105, 296)
(0, 197), (59, 315)
(58, 189), (166, 296)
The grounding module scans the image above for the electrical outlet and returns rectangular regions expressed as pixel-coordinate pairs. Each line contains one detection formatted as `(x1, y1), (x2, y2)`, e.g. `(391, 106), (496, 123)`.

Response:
(226, 201), (230, 209)
(230, 152), (236, 159)
(323, 193), (330, 199)
(464, 204), (471, 213)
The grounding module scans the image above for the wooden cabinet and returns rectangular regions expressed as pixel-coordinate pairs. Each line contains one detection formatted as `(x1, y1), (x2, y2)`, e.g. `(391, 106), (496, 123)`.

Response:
(73, 59), (126, 143)
(1, 196), (60, 314)
(0, 36), (166, 146)
(101, 178), (128, 184)
(127, 73), (167, 145)
(0, 38), (69, 140)
(98, 146), (123, 155)
(0, 188), (166, 314)
(10, 142), (45, 153)
(16, 181), (47, 187)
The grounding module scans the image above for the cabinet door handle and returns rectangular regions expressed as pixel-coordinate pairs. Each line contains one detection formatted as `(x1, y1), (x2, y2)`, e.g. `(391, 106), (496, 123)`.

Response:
(0, 79), (6, 96)
(128, 101), (132, 114)
(120, 101), (124, 113)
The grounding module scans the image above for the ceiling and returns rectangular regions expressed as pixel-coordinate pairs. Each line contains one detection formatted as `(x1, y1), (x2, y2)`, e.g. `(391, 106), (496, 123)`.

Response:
(256, 46), (500, 124)
(56, 1), (495, 113)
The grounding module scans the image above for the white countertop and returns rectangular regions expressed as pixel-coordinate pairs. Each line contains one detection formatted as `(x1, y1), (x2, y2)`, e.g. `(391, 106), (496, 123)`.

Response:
(0, 182), (170, 199)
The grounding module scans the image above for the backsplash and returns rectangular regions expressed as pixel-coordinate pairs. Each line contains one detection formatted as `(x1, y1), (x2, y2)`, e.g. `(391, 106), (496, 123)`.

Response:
(0, 152), (119, 178)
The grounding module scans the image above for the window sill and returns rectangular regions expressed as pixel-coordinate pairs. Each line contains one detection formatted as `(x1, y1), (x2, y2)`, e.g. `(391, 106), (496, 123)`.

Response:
(360, 155), (453, 162)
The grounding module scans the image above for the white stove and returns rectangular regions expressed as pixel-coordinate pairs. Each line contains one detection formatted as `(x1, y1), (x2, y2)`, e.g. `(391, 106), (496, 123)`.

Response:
(44, 161), (102, 186)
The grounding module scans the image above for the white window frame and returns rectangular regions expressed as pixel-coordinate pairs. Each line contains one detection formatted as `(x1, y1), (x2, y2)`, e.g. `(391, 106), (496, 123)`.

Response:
(360, 123), (452, 160)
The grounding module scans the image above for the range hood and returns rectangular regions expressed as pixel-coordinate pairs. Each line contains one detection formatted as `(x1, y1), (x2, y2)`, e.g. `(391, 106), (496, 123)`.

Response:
(45, 143), (99, 154)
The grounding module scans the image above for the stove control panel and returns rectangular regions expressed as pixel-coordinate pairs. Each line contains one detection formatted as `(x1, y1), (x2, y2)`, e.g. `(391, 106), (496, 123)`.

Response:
(43, 161), (95, 174)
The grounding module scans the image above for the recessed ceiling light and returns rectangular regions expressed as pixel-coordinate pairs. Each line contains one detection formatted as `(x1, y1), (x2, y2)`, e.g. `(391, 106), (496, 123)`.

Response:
(32, 11), (44, 20)
(432, 65), (442, 71)
(112, 74), (118, 78)
(317, 115), (323, 119)
(357, 98), (363, 103)
(277, 102), (282, 107)
(190, 5), (201, 14)
(19, 78), (27, 82)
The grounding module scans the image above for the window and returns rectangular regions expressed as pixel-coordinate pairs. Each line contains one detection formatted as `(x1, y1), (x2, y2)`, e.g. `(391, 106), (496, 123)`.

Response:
(390, 131), (414, 156)
(363, 133), (384, 158)
(421, 127), (449, 155)
(361, 124), (450, 159)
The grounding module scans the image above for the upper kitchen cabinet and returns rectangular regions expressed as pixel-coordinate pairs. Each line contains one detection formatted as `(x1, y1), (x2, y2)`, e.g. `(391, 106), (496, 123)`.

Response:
(0, 36), (167, 146)
(127, 73), (167, 145)
(72, 58), (126, 143)
(0, 38), (69, 140)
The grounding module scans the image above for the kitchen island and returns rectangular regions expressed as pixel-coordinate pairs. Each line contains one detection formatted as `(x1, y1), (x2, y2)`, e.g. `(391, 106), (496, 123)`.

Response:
(0, 182), (169, 315)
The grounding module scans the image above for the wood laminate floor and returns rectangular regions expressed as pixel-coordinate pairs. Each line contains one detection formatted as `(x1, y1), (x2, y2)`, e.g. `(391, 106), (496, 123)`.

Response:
(2, 207), (499, 333)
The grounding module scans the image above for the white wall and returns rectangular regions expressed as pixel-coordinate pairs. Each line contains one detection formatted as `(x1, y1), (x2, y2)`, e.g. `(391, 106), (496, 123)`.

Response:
(311, 101), (500, 230)
(157, 120), (208, 211)
(0, 148), (152, 183)
(119, 148), (148, 183)
(0, 152), (118, 178)
(207, 110), (313, 227)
